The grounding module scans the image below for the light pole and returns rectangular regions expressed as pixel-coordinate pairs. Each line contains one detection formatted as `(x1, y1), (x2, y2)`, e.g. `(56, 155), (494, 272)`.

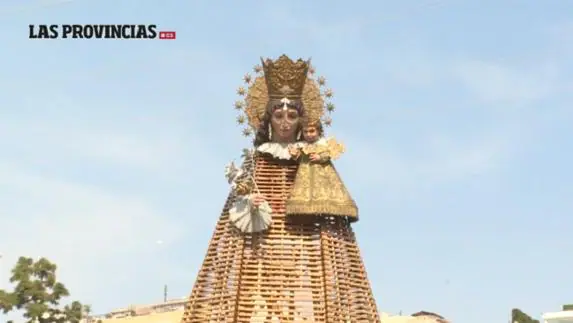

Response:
(155, 240), (168, 303)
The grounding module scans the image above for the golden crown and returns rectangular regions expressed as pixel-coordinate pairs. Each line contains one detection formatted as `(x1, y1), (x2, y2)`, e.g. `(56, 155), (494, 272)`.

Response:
(261, 55), (310, 99)
(233, 55), (337, 138)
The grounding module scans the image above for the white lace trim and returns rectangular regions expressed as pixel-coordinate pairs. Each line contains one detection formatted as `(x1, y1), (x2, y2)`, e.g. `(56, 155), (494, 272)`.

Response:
(255, 140), (330, 159)
(256, 142), (298, 160)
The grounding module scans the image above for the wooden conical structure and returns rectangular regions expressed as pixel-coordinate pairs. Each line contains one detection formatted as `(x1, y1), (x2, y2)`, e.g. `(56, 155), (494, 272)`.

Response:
(180, 156), (380, 323)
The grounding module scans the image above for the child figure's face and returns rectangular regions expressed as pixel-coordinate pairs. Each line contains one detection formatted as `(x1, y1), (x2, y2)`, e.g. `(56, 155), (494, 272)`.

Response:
(302, 126), (319, 143)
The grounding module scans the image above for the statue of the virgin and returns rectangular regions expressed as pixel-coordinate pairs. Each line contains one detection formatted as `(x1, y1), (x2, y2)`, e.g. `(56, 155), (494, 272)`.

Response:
(180, 55), (380, 323)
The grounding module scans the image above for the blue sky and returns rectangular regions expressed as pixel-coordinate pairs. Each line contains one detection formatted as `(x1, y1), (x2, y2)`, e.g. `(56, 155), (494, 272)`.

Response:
(0, 0), (572, 322)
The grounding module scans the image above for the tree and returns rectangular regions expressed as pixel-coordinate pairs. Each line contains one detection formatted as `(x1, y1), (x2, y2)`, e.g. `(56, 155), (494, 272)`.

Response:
(0, 256), (89, 323)
(512, 308), (540, 323)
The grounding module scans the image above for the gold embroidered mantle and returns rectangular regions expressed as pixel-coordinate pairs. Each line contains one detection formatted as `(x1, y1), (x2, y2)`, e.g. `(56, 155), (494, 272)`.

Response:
(286, 155), (358, 221)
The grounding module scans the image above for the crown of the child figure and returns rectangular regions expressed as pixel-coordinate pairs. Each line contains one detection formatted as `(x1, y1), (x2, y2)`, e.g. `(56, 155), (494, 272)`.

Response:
(261, 55), (310, 100)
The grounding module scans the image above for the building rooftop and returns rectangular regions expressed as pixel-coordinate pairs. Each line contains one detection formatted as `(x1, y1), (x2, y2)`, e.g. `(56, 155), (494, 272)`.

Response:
(99, 310), (183, 323)
(88, 298), (448, 323)
(542, 310), (573, 323)
(92, 308), (447, 323)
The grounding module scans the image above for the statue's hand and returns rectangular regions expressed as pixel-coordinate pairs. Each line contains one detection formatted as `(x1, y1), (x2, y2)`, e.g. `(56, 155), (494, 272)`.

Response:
(251, 194), (267, 207)
(309, 153), (321, 162)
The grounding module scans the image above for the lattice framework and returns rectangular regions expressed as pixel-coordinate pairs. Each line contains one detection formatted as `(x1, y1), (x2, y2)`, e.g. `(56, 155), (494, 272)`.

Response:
(181, 156), (379, 323)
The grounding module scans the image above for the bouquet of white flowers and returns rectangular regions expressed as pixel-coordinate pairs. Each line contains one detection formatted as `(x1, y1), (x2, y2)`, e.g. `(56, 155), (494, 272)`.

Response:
(224, 148), (272, 233)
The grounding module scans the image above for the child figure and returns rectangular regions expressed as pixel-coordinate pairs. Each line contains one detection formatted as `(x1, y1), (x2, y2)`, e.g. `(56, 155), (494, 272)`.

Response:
(285, 119), (358, 222)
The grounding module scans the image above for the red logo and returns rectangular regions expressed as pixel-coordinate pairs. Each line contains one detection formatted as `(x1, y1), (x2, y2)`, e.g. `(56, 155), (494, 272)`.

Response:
(159, 31), (176, 40)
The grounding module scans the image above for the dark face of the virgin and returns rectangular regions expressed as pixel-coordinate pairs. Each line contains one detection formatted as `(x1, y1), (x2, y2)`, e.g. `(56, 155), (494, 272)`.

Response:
(270, 108), (300, 143)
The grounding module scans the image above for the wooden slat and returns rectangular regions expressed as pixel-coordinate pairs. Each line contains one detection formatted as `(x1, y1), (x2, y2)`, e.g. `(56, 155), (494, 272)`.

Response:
(180, 155), (380, 322)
